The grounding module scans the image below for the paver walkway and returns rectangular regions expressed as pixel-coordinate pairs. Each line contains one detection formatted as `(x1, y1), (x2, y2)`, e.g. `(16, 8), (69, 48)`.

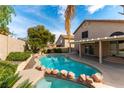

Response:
(13, 69), (45, 88)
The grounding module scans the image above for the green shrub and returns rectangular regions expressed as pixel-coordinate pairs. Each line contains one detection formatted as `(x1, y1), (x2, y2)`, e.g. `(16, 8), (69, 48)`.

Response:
(46, 48), (62, 53)
(47, 49), (51, 53)
(41, 49), (47, 54)
(53, 48), (62, 53)
(6, 52), (31, 61)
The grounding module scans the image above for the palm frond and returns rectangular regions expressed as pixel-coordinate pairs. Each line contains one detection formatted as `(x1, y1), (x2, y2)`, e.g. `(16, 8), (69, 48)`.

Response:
(64, 5), (75, 46)
(16, 79), (33, 88)
(7, 73), (22, 88)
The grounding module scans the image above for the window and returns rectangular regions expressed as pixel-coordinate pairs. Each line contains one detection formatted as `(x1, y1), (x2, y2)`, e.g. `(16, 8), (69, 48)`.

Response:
(110, 31), (124, 37)
(82, 31), (88, 38)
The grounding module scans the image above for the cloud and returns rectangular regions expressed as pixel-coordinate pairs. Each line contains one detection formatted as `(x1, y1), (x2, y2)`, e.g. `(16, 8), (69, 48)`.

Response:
(58, 5), (67, 20)
(8, 15), (41, 38)
(87, 5), (105, 14)
(17, 6), (63, 30)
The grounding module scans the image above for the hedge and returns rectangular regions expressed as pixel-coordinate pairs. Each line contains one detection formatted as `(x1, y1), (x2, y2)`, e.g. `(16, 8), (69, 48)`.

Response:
(53, 48), (62, 53)
(47, 48), (69, 53)
(6, 52), (31, 61)
(47, 49), (52, 53)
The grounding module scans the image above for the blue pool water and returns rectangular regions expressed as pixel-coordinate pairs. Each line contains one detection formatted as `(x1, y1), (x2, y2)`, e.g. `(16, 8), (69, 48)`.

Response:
(36, 76), (87, 88)
(39, 55), (100, 77)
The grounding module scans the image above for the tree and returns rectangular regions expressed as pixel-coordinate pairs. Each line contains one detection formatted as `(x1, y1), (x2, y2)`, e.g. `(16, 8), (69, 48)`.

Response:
(27, 25), (55, 53)
(65, 5), (75, 52)
(0, 5), (15, 35)
(50, 34), (55, 43)
(0, 27), (11, 35)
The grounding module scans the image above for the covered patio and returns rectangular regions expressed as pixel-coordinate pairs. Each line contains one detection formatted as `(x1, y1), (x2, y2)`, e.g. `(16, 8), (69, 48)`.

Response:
(70, 35), (124, 64)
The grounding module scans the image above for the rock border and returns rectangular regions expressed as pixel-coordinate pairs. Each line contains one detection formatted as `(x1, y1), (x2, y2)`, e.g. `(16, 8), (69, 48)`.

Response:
(35, 66), (103, 88)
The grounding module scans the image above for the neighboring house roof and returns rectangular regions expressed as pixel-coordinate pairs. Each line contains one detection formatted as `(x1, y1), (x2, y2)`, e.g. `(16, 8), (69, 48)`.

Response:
(56, 34), (74, 44)
(73, 19), (124, 34)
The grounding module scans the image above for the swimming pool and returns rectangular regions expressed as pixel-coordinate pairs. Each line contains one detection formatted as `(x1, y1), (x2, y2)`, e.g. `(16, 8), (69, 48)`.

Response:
(36, 76), (87, 88)
(39, 55), (100, 77)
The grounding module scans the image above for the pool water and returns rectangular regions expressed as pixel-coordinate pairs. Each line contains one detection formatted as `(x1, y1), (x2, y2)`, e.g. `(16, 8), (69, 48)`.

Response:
(39, 55), (100, 77)
(36, 76), (87, 88)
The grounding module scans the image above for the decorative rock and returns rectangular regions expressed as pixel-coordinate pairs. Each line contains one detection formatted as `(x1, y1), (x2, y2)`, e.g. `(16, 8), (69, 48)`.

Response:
(33, 54), (40, 58)
(45, 69), (52, 74)
(51, 68), (53, 72)
(41, 65), (46, 70)
(86, 76), (94, 84)
(35, 66), (41, 71)
(52, 69), (59, 75)
(79, 74), (86, 82)
(68, 72), (75, 80)
(91, 73), (103, 83)
(60, 70), (68, 78)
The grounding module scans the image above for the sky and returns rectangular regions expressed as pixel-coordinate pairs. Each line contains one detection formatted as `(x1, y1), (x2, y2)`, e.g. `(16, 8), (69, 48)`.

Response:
(8, 5), (124, 41)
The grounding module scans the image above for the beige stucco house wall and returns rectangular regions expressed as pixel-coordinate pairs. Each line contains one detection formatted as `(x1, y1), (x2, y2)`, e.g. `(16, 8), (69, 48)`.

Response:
(56, 35), (74, 48)
(74, 20), (124, 57)
(0, 34), (25, 60)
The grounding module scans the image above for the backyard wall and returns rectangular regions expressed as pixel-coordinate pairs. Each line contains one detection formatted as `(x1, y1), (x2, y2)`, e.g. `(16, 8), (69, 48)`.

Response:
(0, 34), (25, 60)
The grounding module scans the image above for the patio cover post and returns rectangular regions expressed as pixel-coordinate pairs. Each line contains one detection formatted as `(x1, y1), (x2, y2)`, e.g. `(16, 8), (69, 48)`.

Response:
(69, 43), (71, 53)
(99, 40), (102, 64)
(79, 43), (82, 57)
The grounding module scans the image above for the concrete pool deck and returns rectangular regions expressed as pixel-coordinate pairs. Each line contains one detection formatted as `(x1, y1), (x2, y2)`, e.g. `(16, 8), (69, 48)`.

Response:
(13, 69), (45, 88)
(66, 53), (124, 88)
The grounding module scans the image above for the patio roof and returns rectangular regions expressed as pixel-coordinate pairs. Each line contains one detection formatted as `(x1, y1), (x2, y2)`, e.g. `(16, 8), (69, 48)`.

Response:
(70, 35), (124, 44)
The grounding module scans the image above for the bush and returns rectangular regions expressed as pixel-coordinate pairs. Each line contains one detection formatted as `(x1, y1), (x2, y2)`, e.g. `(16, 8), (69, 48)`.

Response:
(47, 48), (63, 53)
(41, 48), (47, 54)
(6, 52), (31, 61)
(53, 48), (62, 53)
(47, 49), (51, 53)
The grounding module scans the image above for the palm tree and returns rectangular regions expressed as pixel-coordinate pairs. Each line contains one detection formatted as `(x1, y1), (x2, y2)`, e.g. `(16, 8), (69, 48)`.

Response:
(65, 5), (75, 52)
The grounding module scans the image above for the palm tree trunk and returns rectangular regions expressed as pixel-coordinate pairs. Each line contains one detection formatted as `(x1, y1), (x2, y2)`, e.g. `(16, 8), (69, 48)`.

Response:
(68, 34), (71, 53)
